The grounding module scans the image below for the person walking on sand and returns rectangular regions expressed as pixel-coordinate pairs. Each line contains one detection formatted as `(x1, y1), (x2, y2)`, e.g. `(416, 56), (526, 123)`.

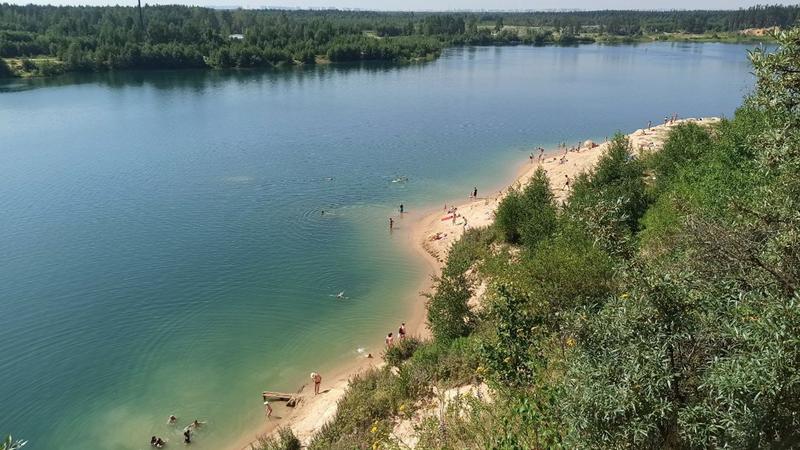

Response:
(399, 322), (406, 339)
(264, 400), (273, 419)
(389, 217), (394, 230)
(311, 372), (322, 395)
(564, 174), (571, 190)
(386, 332), (394, 347)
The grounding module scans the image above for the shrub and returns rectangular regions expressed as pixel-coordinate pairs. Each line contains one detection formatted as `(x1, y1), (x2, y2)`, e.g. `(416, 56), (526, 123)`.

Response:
(425, 272), (474, 342)
(383, 336), (422, 367)
(408, 337), (480, 386)
(0, 59), (14, 78)
(494, 167), (557, 249)
(648, 122), (713, 193)
(251, 428), (301, 450)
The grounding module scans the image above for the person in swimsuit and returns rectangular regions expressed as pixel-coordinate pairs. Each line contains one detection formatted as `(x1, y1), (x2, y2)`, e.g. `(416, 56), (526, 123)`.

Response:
(399, 203), (404, 214)
(264, 401), (273, 419)
(386, 332), (394, 347)
(311, 372), (322, 395)
(167, 415), (177, 424)
(183, 428), (191, 444)
(398, 323), (406, 339)
(389, 217), (394, 230)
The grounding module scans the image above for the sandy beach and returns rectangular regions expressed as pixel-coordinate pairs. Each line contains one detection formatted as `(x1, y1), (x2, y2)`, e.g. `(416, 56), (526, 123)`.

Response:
(230, 117), (719, 449)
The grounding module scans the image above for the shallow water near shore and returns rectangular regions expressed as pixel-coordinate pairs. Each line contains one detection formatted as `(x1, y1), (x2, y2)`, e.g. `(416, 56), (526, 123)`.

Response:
(1, 43), (760, 449)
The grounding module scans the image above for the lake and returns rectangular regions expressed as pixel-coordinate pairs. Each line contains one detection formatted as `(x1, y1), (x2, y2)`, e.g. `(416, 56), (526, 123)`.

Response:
(0, 42), (759, 450)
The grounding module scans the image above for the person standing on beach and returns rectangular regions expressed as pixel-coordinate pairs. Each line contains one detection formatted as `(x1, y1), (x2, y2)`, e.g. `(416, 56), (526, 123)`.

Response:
(389, 217), (394, 230)
(473, 187), (478, 198)
(386, 332), (394, 347)
(564, 174), (571, 190)
(648, 120), (652, 130)
(399, 203), (404, 214)
(399, 323), (406, 339)
(311, 372), (322, 395)
(264, 401), (272, 419)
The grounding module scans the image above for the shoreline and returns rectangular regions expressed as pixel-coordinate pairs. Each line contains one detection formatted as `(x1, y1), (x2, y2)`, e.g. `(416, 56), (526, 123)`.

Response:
(229, 116), (719, 449)
(227, 212), (439, 450)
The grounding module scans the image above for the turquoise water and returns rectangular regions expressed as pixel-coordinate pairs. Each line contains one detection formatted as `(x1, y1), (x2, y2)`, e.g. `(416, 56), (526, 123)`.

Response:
(1, 43), (758, 449)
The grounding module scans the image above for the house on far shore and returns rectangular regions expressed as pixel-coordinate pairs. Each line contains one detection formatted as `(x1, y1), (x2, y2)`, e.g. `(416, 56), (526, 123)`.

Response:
(229, 34), (244, 40)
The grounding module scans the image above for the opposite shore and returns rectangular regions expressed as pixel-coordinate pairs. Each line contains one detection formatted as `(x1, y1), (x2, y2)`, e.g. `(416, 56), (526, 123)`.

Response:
(230, 116), (720, 449)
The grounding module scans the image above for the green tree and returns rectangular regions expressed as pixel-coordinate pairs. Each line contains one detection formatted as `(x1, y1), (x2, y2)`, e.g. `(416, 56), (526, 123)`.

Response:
(0, 58), (13, 78)
(495, 167), (557, 248)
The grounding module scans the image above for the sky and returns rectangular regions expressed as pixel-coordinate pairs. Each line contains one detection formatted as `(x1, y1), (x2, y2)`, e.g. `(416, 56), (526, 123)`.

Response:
(5, 0), (800, 9)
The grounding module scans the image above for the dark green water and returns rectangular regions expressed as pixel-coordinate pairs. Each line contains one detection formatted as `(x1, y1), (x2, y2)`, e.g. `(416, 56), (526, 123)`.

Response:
(0, 43), (758, 449)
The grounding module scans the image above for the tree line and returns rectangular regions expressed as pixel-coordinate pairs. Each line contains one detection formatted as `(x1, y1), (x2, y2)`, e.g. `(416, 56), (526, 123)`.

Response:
(0, 4), (798, 76)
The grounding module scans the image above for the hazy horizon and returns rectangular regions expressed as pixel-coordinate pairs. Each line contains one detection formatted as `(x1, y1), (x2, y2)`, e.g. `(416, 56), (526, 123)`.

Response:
(3, 0), (799, 10)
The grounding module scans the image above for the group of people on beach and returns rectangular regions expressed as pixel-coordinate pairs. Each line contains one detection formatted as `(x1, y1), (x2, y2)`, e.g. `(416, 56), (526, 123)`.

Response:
(529, 147), (545, 164)
(150, 417), (205, 447)
(385, 322), (407, 347)
(664, 113), (680, 125)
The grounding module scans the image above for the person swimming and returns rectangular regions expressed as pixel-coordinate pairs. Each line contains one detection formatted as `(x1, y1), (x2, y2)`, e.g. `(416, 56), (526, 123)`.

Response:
(167, 414), (177, 424)
(183, 427), (191, 444)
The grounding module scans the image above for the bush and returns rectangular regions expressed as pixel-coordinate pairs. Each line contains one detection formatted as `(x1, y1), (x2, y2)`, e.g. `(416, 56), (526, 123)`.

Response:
(648, 122), (713, 193)
(251, 428), (301, 450)
(309, 368), (405, 449)
(565, 134), (648, 257)
(494, 167), (557, 248)
(0, 58), (14, 78)
(383, 336), (421, 367)
(408, 337), (480, 386)
(425, 272), (474, 342)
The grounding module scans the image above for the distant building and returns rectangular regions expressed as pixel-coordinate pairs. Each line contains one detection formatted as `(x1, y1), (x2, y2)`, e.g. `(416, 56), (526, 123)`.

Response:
(229, 34), (244, 40)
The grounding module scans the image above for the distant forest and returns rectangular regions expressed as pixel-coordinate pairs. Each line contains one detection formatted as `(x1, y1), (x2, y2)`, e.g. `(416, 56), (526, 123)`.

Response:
(0, 4), (798, 76)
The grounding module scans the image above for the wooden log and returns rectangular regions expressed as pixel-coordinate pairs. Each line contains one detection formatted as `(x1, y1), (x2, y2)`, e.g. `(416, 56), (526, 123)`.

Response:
(261, 391), (295, 401)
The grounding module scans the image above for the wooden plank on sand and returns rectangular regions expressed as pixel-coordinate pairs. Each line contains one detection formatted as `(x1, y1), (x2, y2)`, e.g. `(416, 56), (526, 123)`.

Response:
(262, 391), (295, 401)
